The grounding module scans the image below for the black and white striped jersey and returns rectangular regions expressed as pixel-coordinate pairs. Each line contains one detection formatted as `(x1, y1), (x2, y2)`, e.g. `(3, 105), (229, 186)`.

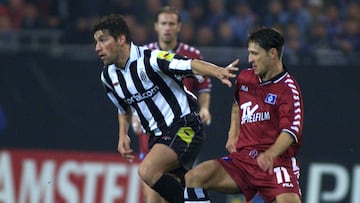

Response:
(101, 43), (199, 136)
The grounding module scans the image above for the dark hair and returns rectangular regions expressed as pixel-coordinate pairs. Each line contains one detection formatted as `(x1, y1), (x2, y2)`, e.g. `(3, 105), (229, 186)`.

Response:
(93, 14), (131, 43)
(247, 26), (284, 58)
(154, 6), (181, 23)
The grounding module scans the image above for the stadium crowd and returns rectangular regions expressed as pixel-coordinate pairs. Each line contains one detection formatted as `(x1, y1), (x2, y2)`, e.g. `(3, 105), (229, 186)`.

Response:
(0, 0), (359, 53)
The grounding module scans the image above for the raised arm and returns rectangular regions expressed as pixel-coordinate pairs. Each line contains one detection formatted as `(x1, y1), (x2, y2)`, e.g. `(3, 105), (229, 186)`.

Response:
(191, 59), (239, 87)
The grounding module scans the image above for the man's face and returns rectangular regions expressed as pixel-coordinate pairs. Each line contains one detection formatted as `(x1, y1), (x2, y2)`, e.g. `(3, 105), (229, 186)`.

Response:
(94, 30), (121, 65)
(248, 42), (272, 77)
(155, 13), (181, 44)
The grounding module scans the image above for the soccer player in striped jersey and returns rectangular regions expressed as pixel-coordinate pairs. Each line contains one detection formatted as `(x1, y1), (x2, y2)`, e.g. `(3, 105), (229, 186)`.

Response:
(93, 14), (238, 203)
(133, 6), (213, 203)
(147, 6), (212, 126)
(184, 27), (304, 203)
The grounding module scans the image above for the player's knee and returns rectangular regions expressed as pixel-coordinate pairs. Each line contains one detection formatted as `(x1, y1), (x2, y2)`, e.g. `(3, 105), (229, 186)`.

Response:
(143, 189), (165, 203)
(275, 193), (301, 203)
(186, 160), (220, 188)
(138, 162), (155, 185)
(185, 168), (204, 188)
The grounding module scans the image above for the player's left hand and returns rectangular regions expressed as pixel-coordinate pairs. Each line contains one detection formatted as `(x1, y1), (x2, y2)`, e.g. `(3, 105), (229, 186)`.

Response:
(218, 59), (239, 87)
(226, 59), (240, 68)
(257, 151), (275, 174)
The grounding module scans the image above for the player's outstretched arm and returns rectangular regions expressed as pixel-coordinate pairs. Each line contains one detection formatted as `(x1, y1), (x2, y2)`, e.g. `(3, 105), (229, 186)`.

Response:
(191, 59), (239, 87)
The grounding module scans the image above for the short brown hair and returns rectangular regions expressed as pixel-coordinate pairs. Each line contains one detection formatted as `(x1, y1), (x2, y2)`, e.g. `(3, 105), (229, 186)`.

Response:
(154, 6), (181, 23)
(93, 14), (131, 43)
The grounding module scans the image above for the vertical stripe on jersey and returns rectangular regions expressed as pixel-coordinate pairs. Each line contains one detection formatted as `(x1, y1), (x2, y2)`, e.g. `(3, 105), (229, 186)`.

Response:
(129, 62), (164, 134)
(115, 68), (153, 134)
(102, 66), (127, 110)
(143, 51), (183, 120)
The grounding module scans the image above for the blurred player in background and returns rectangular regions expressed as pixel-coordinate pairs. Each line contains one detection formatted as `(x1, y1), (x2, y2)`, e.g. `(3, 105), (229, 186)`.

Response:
(132, 6), (212, 203)
(184, 27), (304, 203)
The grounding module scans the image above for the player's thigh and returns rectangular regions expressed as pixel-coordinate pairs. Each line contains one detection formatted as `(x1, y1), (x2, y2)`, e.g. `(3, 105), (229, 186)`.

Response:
(139, 143), (179, 180)
(185, 160), (239, 193)
(274, 193), (301, 203)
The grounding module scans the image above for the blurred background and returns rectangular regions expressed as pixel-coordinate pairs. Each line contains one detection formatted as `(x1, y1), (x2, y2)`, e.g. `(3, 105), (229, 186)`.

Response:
(0, 0), (359, 203)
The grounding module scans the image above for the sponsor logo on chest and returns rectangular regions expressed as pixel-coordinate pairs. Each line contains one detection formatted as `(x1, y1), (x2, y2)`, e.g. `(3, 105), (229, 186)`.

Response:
(124, 85), (160, 104)
(240, 101), (271, 124)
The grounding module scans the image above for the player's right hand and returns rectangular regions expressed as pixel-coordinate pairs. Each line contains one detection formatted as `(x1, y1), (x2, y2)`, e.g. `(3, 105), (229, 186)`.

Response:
(118, 135), (135, 162)
(225, 135), (237, 153)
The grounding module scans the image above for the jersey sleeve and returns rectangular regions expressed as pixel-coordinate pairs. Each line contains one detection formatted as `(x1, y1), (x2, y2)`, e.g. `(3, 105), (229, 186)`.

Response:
(179, 45), (210, 93)
(278, 80), (304, 144)
(196, 76), (212, 93)
(101, 71), (127, 115)
(234, 72), (242, 104)
(149, 50), (193, 75)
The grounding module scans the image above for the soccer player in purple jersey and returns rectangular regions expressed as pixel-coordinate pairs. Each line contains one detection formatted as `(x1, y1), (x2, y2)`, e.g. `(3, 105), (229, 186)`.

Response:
(184, 27), (304, 203)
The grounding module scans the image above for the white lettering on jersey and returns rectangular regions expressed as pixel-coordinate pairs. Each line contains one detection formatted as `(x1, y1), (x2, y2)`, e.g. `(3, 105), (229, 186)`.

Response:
(125, 85), (160, 104)
(240, 101), (270, 124)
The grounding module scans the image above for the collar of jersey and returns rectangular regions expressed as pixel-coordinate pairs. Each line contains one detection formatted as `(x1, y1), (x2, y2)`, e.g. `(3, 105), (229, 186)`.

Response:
(115, 42), (144, 70)
(259, 69), (288, 85)
(156, 41), (180, 53)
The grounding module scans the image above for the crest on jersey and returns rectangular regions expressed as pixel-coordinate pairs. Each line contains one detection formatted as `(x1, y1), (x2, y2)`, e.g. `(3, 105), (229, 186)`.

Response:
(265, 93), (277, 105)
(140, 70), (148, 81)
(157, 51), (175, 61)
(240, 85), (248, 92)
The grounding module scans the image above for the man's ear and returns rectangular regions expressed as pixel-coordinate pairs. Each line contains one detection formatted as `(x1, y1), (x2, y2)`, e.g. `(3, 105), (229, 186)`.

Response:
(177, 22), (182, 32)
(154, 22), (160, 33)
(117, 34), (127, 45)
(270, 48), (278, 60)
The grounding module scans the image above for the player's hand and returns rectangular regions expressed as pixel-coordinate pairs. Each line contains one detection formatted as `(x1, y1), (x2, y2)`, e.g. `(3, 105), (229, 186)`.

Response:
(256, 151), (275, 174)
(199, 108), (211, 125)
(226, 59), (240, 68)
(117, 135), (135, 162)
(225, 135), (237, 153)
(218, 59), (239, 87)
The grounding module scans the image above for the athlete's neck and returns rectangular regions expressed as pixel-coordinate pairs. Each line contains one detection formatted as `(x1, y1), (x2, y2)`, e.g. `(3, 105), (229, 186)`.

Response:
(261, 63), (284, 82)
(115, 44), (130, 69)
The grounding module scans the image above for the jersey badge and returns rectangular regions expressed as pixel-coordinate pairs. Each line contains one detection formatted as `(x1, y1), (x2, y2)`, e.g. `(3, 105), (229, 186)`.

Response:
(265, 93), (277, 105)
(157, 51), (175, 61)
(177, 127), (195, 145)
(140, 70), (148, 81)
(240, 85), (248, 92)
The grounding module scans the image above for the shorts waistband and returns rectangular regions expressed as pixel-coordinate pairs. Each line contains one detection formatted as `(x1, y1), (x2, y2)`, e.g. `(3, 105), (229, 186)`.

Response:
(147, 113), (201, 137)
